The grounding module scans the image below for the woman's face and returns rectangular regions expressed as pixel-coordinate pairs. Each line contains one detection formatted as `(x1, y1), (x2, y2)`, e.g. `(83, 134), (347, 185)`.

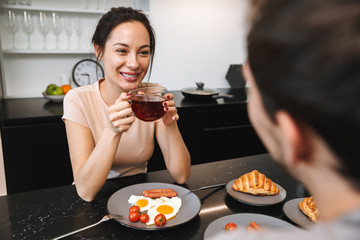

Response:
(98, 21), (151, 91)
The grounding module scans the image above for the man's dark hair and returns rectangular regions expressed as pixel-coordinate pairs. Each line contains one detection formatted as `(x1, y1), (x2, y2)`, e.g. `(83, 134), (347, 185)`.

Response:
(247, 0), (360, 186)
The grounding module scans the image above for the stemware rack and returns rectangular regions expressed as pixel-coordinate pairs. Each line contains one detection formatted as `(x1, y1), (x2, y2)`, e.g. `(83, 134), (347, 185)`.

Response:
(1, 5), (106, 54)
(1, 5), (107, 14)
(0, 0), (149, 98)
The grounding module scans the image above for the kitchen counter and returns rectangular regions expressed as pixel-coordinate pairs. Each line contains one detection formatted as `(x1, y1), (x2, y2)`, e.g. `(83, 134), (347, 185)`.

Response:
(0, 154), (307, 240)
(0, 88), (247, 125)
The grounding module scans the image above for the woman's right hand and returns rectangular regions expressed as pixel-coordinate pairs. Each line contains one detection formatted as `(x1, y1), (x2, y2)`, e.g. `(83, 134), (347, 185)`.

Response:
(108, 92), (136, 133)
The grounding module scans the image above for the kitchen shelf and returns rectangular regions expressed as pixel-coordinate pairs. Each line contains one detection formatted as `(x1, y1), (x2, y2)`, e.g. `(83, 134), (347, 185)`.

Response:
(0, 0), (150, 99)
(2, 49), (95, 54)
(0, 5), (106, 14)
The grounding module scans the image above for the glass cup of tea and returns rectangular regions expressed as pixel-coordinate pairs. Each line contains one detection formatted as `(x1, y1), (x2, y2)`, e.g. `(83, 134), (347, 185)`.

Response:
(128, 86), (167, 122)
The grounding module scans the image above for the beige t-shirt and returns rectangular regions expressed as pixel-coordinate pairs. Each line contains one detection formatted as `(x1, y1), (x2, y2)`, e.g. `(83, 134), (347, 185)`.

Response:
(62, 79), (156, 178)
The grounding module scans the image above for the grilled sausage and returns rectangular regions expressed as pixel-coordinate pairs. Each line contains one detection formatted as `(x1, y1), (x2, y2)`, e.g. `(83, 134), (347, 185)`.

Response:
(142, 189), (178, 198)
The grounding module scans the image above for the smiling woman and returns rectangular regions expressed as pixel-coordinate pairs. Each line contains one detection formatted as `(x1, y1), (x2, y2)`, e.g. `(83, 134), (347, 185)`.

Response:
(62, 7), (190, 202)
(95, 20), (151, 92)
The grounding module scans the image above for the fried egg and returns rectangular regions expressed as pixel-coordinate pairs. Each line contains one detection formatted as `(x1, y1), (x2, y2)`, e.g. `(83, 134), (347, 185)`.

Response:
(128, 195), (164, 212)
(146, 197), (182, 225)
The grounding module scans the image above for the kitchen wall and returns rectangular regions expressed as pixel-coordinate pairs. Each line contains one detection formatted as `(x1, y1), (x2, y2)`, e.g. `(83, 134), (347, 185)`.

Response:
(0, 64), (3, 99)
(0, 0), (249, 98)
(150, 0), (249, 90)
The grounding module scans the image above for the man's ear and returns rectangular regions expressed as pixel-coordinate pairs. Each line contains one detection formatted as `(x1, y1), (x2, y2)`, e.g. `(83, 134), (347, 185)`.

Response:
(94, 44), (102, 60)
(275, 111), (311, 166)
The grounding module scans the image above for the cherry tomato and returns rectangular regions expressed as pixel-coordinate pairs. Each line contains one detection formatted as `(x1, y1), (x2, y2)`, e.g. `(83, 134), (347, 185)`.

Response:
(129, 211), (140, 222)
(140, 213), (149, 224)
(154, 214), (167, 226)
(225, 222), (238, 231)
(129, 206), (140, 214)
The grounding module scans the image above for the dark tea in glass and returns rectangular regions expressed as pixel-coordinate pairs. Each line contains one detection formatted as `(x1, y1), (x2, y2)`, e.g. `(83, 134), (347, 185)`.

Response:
(129, 86), (167, 122)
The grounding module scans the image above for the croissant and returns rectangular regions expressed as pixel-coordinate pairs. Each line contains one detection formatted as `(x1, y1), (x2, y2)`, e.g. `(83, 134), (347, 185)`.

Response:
(298, 196), (319, 223)
(232, 170), (279, 196)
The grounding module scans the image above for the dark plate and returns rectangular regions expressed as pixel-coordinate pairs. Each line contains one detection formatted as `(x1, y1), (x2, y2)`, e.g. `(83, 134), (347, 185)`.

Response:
(226, 179), (286, 206)
(283, 198), (315, 229)
(107, 182), (201, 230)
(204, 213), (296, 239)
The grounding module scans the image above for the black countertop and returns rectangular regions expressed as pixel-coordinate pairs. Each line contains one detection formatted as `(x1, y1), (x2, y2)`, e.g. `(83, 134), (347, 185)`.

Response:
(0, 88), (247, 126)
(0, 154), (307, 240)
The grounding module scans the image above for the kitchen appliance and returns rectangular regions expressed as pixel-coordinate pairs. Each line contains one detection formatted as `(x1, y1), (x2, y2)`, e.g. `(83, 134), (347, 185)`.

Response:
(181, 82), (233, 101)
(226, 64), (245, 88)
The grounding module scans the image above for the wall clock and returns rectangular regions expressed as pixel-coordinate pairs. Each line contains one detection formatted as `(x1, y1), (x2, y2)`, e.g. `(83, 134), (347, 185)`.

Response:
(72, 59), (104, 87)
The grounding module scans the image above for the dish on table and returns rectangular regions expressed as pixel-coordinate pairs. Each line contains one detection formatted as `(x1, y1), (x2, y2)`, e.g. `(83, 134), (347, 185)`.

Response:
(107, 182), (201, 230)
(42, 92), (64, 102)
(226, 179), (286, 206)
(283, 198), (315, 229)
(204, 213), (296, 239)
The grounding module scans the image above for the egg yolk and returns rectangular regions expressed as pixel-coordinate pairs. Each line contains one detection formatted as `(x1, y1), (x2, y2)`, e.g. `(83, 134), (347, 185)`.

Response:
(157, 205), (173, 214)
(136, 199), (149, 208)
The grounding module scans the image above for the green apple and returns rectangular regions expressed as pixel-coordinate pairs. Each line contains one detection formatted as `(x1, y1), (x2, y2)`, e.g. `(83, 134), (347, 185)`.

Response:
(45, 84), (63, 95)
(45, 84), (57, 95)
(53, 86), (64, 95)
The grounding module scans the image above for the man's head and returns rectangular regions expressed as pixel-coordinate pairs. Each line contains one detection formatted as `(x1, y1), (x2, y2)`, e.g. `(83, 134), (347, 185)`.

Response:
(245, 0), (360, 188)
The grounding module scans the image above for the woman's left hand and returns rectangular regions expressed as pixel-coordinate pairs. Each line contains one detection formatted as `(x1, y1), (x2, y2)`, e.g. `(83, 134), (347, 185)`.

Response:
(161, 93), (179, 125)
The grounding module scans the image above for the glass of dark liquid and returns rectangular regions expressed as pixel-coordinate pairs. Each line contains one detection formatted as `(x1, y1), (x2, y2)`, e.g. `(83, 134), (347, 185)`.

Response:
(128, 86), (167, 122)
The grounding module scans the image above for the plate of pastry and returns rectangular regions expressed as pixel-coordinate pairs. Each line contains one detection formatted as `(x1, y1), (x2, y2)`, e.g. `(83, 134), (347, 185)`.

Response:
(226, 170), (286, 206)
(283, 197), (318, 229)
(203, 213), (296, 239)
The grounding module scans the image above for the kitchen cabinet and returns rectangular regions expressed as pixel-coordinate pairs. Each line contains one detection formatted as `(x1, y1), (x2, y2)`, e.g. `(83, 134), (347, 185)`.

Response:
(181, 105), (266, 163)
(147, 105), (266, 172)
(1, 120), (73, 194)
(0, 98), (74, 195)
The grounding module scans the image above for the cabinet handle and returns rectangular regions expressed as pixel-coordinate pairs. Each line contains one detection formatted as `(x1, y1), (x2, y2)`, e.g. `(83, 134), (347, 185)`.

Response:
(202, 125), (252, 132)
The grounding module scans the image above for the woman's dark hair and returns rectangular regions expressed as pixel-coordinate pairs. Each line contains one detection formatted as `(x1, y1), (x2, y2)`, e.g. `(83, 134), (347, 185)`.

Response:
(247, 0), (360, 186)
(92, 7), (156, 79)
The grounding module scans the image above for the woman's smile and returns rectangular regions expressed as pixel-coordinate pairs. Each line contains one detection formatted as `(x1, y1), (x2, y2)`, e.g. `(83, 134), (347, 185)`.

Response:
(120, 71), (141, 82)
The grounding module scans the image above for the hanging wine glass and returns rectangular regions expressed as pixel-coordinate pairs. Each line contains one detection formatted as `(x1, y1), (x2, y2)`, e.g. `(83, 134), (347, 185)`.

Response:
(38, 12), (50, 49)
(18, 0), (31, 5)
(4, 0), (17, 5)
(5, 10), (19, 49)
(84, 0), (89, 9)
(21, 11), (34, 49)
(64, 16), (72, 49)
(74, 17), (82, 50)
(52, 12), (62, 49)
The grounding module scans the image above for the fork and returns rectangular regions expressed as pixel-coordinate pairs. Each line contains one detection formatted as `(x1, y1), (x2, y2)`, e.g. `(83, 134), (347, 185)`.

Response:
(51, 214), (124, 240)
(178, 183), (227, 197)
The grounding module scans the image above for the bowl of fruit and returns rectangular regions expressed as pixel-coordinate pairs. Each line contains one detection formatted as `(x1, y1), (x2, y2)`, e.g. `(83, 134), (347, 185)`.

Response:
(43, 84), (72, 102)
